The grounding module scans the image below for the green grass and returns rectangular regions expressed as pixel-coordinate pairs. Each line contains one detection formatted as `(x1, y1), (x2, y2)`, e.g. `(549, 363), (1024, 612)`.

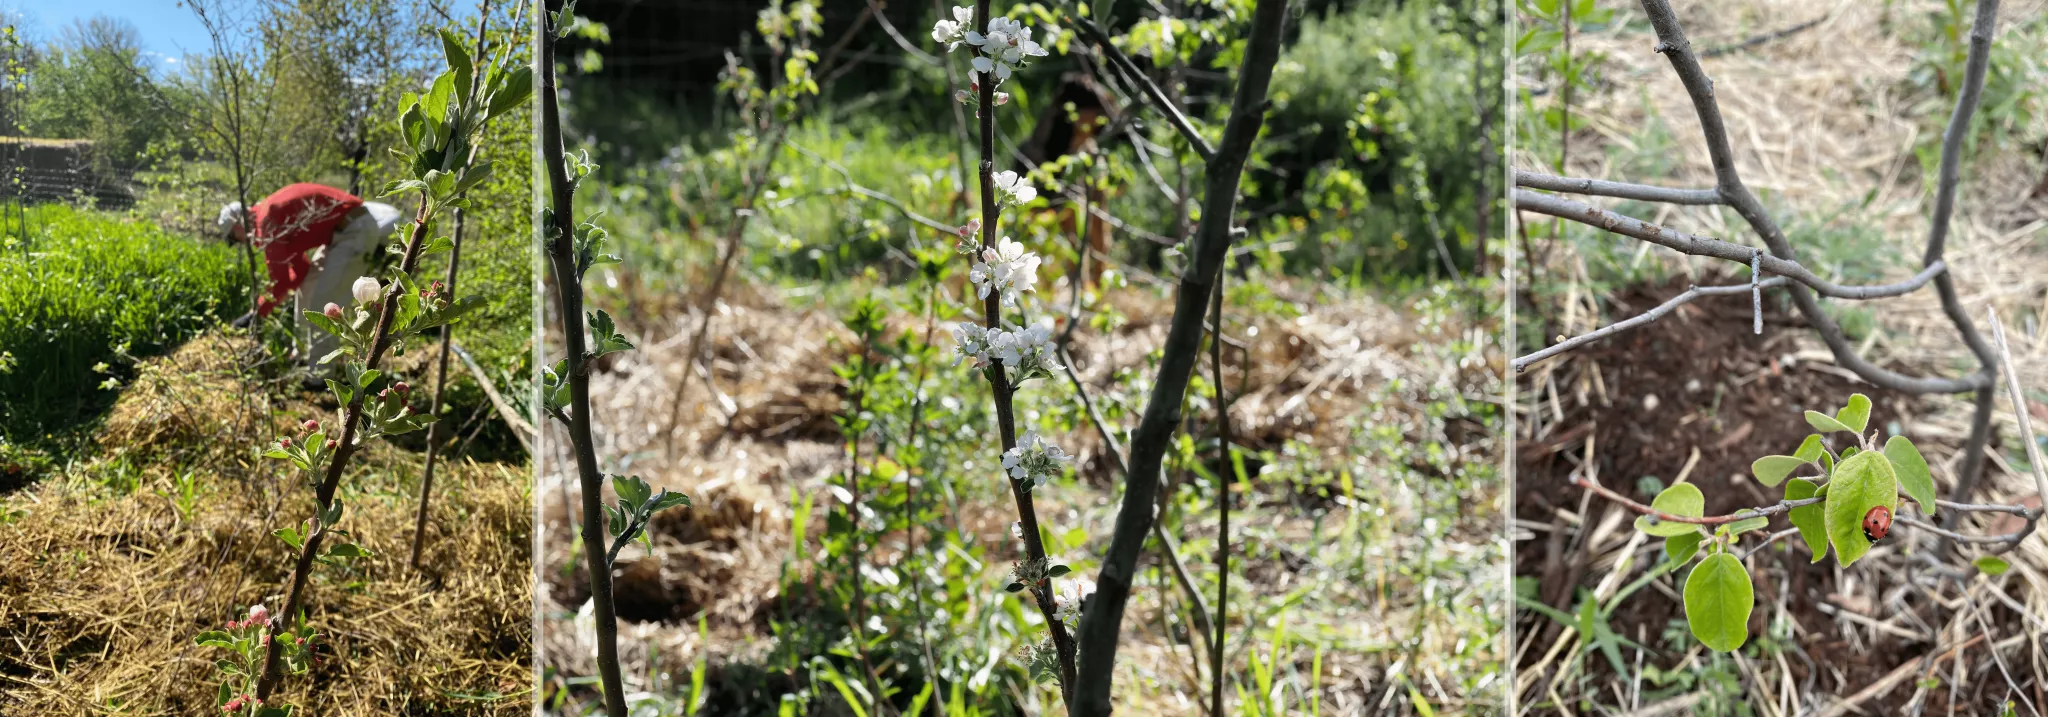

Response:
(0, 203), (243, 442)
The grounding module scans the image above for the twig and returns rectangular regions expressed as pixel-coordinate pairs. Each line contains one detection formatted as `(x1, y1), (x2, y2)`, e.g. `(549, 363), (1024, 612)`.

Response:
(1514, 277), (1789, 372)
(412, 207), (467, 570)
(1515, 170), (1720, 205)
(1071, 15), (1216, 163)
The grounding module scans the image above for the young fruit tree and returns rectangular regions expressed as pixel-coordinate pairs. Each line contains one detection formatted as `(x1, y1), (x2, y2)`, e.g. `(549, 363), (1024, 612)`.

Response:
(931, 0), (1291, 713)
(535, 2), (693, 715)
(192, 15), (528, 714)
(1513, 0), (2040, 657)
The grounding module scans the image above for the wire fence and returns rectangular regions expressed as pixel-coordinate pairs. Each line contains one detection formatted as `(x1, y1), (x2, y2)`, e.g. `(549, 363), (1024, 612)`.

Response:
(0, 138), (142, 212)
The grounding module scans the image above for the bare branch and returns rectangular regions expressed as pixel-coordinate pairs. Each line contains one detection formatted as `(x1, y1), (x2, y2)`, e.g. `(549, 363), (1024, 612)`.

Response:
(1515, 170), (1720, 205)
(1988, 306), (2048, 518)
(1071, 14), (1216, 162)
(1514, 277), (1789, 372)
(1515, 190), (1948, 301)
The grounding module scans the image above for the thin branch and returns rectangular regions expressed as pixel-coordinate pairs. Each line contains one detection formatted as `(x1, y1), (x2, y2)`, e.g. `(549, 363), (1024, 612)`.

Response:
(1071, 14), (1216, 163)
(1514, 190), (1949, 301)
(1987, 289), (2048, 518)
(1514, 277), (1789, 371)
(1572, 473), (1820, 526)
(1739, 528), (1801, 561)
(1514, 170), (1720, 205)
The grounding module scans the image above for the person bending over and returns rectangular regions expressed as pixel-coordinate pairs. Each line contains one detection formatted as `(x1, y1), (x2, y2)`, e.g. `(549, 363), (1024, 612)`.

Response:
(218, 183), (402, 376)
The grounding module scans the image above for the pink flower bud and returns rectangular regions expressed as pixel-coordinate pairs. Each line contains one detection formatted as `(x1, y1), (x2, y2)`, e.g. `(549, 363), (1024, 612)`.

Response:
(323, 303), (343, 321)
(280, 437), (292, 447)
(303, 419), (319, 433)
(994, 92), (1011, 106)
(261, 634), (271, 646)
(395, 382), (410, 393)
(325, 439), (337, 450)
(957, 218), (982, 238)
(249, 604), (269, 626)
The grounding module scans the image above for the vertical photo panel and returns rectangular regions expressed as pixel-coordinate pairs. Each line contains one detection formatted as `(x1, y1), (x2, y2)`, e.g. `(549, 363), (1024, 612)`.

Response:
(533, 0), (1511, 715)
(1512, 0), (2048, 713)
(0, 0), (536, 713)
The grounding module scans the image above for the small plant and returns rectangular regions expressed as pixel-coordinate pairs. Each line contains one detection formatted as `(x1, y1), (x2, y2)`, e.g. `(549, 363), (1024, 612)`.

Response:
(1600, 391), (2041, 654)
(536, 2), (693, 715)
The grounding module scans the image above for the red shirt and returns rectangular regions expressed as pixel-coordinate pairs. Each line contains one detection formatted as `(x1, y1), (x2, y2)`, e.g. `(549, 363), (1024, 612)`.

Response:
(249, 183), (363, 316)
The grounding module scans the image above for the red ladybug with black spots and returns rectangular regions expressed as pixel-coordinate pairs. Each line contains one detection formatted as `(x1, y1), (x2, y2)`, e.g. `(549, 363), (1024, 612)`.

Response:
(1862, 505), (1892, 542)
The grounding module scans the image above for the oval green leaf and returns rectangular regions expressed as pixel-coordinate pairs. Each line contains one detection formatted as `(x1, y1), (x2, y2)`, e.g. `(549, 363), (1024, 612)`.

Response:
(1792, 434), (1826, 463)
(1684, 552), (1753, 652)
(1805, 410), (1854, 434)
(1883, 435), (1936, 517)
(1975, 555), (2011, 576)
(1633, 483), (1706, 537)
(1785, 478), (1828, 563)
(1665, 531), (1704, 564)
(1837, 393), (1872, 434)
(1750, 455), (1804, 487)
(1824, 450), (1898, 567)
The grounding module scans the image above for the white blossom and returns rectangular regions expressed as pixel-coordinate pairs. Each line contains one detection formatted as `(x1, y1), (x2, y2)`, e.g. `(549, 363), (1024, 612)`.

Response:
(968, 236), (1040, 305)
(1002, 430), (1071, 490)
(929, 6), (975, 48)
(986, 318), (1062, 382)
(351, 276), (382, 306)
(1053, 575), (1094, 627)
(952, 322), (992, 367)
(991, 170), (1037, 206)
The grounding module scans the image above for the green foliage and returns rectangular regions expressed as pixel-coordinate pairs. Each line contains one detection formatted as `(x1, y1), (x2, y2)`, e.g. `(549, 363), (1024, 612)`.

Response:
(15, 17), (178, 168)
(1683, 553), (1753, 652)
(0, 204), (241, 440)
(1632, 394), (1965, 653)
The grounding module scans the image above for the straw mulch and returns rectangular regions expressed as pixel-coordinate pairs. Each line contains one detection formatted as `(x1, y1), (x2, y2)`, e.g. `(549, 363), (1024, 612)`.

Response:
(1516, 0), (2048, 711)
(0, 331), (532, 714)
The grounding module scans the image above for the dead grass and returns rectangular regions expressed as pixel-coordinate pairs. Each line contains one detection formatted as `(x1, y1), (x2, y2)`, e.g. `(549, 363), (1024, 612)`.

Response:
(0, 331), (532, 714)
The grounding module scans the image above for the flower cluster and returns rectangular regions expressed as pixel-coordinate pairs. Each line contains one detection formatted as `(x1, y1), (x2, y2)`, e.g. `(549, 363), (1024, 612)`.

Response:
(968, 237), (1042, 305)
(227, 603), (270, 631)
(953, 319), (1062, 382)
(931, 7), (1048, 84)
(1002, 430), (1072, 490)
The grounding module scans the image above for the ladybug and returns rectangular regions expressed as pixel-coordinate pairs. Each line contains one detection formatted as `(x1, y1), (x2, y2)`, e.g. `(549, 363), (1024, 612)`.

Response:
(1862, 505), (1893, 542)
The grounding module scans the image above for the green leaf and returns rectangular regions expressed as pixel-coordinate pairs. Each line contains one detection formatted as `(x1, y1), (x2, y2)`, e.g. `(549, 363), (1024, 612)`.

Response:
(194, 630), (237, 649)
(1750, 455), (1804, 487)
(487, 66), (534, 118)
(1837, 394), (1872, 434)
(273, 527), (304, 550)
(1664, 531), (1704, 564)
(1721, 516), (1770, 536)
(1684, 553), (1753, 652)
(1792, 434), (1825, 463)
(1004, 582), (1026, 593)
(1785, 478), (1828, 563)
(1884, 435), (1936, 517)
(649, 491), (692, 513)
(1047, 564), (1072, 577)
(613, 475), (653, 512)
(1805, 410), (1854, 434)
(1975, 555), (2011, 576)
(325, 543), (373, 559)
(1824, 450), (1899, 567)
(589, 310), (635, 357)
(438, 29), (473, 101)
(1632, 483), (1706, 537)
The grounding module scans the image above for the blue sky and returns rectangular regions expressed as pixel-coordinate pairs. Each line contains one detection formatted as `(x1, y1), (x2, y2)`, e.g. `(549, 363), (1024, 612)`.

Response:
(4, 0), (211, 69)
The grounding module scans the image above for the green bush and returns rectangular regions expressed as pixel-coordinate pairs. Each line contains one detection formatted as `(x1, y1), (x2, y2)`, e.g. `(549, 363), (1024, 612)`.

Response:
(0, 203), (242, 440)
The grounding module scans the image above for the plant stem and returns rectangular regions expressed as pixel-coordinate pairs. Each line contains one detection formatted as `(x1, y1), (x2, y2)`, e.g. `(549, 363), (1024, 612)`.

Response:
(1207, 275), (1230, 717)
(537, 3), (629, 714)
(411, 208), (465, 570)
(972, 0), (1078, 701)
